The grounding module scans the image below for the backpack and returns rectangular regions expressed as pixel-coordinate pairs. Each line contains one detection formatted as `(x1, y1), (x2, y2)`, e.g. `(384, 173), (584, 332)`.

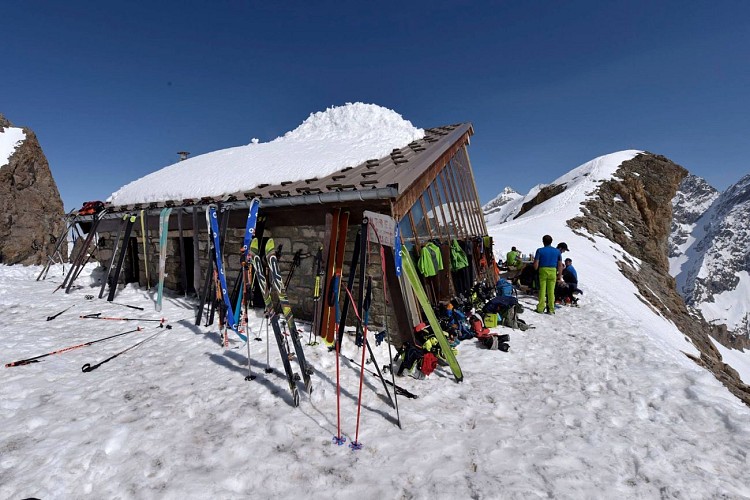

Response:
(483, 313), (498, 328)
(469, 315), (491, 338)
(421, 352), (438, 376)
(496, 278), (514, 297)
(396, 342), (424, 376)
(483, 295), (518, 314)
(78, 200), (105, 215)
(502, 303), (529, 331)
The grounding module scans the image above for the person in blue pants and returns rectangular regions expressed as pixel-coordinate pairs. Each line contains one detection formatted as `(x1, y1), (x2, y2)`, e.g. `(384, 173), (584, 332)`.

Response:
(533, 235), (563, 314)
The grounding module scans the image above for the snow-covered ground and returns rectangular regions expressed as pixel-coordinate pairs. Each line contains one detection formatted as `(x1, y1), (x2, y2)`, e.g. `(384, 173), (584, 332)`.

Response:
(3, 258), (750, 496)
(4, 150), (750, 498)
(0, 125), (26, 169)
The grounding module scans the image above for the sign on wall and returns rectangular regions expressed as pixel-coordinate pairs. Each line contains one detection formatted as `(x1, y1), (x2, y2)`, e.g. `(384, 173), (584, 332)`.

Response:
(363, 211), (395, 248)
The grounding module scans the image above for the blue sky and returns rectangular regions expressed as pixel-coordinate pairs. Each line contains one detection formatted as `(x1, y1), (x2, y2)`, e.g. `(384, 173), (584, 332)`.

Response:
(3, 1), (749, 211)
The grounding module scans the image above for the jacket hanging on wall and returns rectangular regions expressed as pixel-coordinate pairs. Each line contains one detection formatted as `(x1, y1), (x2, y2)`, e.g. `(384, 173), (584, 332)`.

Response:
(450, 239), (468, 270)
(418, 242), (443, 277)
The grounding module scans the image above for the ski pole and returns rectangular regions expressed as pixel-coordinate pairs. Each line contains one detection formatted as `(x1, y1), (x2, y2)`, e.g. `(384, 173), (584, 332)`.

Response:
(371, 225), (402, 427)
(5, 327), (142, 367)
(79, 313), (166, 323)
(82, 324), (171, 372)
(47, 305), (75, 321)
(85, 294), (143, 311)
(344, 357), (418, 399)
(111, 302), (145, 311)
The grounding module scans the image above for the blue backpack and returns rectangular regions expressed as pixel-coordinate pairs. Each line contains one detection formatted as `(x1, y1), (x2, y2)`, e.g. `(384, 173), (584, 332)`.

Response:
(496, 278), (514, 297)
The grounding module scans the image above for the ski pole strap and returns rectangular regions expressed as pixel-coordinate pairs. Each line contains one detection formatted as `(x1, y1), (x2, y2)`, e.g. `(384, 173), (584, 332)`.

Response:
(313, 275), (321, 299)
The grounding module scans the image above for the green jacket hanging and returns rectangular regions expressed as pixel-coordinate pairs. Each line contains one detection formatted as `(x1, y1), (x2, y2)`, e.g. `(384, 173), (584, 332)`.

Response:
(418, 242), (444, 277)
(450, 239), (469, 270)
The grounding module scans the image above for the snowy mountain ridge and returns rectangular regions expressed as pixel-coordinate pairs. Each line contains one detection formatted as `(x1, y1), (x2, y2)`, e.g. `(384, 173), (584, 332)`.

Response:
(486, 150), (750, 405)
(670, 173), (750, 337)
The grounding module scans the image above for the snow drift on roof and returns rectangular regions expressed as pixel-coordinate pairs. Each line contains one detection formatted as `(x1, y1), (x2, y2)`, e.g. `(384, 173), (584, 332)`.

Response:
(0, 126), (26, 170)
(108, 102), (425, 206)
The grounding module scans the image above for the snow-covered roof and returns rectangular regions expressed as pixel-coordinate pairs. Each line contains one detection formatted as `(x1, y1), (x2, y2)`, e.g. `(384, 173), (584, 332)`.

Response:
(108, 103), (430, 207)
(0, 126), (26, 170)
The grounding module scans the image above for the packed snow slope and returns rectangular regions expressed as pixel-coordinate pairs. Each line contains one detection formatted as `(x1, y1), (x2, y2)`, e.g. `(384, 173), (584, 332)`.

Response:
(0, 125), (26, 170)
(3, 152), (750, 497)
(3, 261), (750, 499)
(108, 103), (424, 206)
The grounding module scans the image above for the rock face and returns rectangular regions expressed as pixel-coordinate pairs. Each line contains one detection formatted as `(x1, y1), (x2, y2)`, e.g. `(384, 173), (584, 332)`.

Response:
(669, 174), (719, 266)
(0, 114), (66, 265)
(672, 174), (750, 338)
(565, 153), (750, 406)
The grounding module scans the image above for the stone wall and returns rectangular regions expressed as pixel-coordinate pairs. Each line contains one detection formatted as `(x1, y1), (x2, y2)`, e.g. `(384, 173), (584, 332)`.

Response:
(99, 215), (401, 337)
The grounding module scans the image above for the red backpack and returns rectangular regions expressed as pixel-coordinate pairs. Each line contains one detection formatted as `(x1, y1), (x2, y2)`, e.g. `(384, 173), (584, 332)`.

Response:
(78, 201), (105, 215)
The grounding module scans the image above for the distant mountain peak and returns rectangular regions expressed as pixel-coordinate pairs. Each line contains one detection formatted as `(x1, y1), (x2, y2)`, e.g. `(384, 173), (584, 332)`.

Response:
(671, 172), (750, 337)
(482, 186), (523, 224)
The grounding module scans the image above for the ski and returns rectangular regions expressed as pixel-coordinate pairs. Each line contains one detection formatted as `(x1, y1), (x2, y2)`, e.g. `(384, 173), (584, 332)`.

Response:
(58, 209), (106, 293)
(266, 238), (313, 394)
(195, 207), (215, 325)
(99, 215), (128, 298)
(324, 211), (350, 345)
(249, 237), (300, 406)
(319, 209), (340, 342)
(140, 210), (151, 289)
(240, 198), (261, 380)
(37, 211), (78, 281)
(156, 207), (173, 312)
(334, 228), (361, 347)
(207, 206), (246, 341)
(400, 244), (464, 382)
(308, 245), (324, 345)
(106, 214), (137, 302)
(177, 209), (188, 295)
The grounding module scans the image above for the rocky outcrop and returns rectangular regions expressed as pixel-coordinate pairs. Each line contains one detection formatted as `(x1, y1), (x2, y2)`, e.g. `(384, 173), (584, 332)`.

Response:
(0, 114), (66, 265)
(568, 153), (750, 406)
(515, 184), (567, 219)
(669, 174), (718, 261)
(682, 175), (750, 318)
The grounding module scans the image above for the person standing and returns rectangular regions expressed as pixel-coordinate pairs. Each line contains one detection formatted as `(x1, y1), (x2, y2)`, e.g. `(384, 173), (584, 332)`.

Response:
(533, 235), (563, 314)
